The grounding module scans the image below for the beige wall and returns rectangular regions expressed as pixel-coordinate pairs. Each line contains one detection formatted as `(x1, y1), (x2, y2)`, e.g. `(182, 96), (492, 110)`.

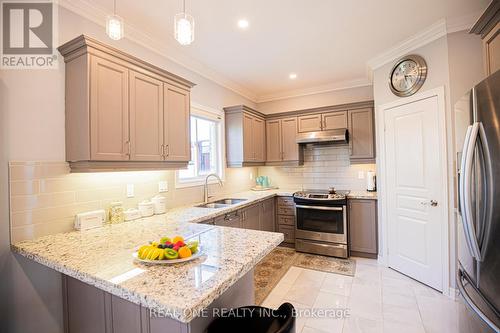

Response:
(372, 32), (484, 292)
(0, 6), (257, 333)
(256, 85), (373, 114)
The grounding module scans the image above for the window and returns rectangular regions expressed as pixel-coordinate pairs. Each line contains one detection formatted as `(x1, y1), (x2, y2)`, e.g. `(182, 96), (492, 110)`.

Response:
(177, 108), (223, 186)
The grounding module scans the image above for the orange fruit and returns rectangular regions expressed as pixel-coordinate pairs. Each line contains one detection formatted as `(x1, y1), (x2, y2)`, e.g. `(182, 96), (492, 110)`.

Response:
(172, 236), (184, 244)
(178, 246), (192, 259)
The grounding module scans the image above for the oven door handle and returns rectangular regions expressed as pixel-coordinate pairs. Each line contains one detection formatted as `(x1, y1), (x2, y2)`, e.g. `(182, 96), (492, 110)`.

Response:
(295, 205), (343, 211)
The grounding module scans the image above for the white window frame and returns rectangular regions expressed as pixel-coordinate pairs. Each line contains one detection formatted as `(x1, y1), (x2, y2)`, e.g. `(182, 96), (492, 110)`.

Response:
(175, 102), (225, 188)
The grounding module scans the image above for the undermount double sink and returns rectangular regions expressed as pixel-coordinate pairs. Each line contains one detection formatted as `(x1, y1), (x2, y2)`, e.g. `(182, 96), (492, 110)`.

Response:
(197, 198), (247, 209)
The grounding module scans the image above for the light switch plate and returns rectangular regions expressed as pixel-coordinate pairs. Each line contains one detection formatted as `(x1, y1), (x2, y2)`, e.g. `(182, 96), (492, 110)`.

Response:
(358, 171), (365, 179)
(126, 184), (134, 198)
(158, 181), (168, 193)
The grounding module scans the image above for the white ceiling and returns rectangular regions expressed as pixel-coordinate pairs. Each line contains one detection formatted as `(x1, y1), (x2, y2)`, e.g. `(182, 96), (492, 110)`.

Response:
(75, 0), (488, 101)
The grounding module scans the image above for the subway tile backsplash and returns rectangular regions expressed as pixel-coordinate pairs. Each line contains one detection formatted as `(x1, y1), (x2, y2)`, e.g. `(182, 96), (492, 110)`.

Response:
(9, 161), (256, 243)
(258, 145), (376, 191)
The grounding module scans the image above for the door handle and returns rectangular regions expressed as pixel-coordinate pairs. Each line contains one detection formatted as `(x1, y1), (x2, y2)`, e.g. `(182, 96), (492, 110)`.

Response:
(420, 200), (438, 206)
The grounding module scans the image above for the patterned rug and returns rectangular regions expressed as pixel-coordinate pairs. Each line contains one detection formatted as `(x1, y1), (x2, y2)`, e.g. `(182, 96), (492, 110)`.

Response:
(254, 247), (356, 305)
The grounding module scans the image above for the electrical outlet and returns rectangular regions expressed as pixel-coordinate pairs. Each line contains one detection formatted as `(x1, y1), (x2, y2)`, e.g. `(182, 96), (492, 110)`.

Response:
(358, 171), (365, 179)
(158, 181), (168, 193)
(126, 184), (134, 198)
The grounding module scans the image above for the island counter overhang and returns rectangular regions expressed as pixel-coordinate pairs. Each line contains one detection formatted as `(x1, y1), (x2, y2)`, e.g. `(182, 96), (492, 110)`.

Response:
(11, 215), (284, 329)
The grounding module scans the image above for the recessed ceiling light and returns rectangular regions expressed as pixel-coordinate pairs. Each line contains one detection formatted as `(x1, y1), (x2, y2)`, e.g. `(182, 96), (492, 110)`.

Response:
(238, 19), (249, 29)
(289, 73), (297, 80)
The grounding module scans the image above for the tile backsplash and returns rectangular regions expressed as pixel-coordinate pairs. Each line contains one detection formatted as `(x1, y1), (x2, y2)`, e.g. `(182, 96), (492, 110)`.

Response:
(9, 161), (256, 243)
(258, 144), (376, 191)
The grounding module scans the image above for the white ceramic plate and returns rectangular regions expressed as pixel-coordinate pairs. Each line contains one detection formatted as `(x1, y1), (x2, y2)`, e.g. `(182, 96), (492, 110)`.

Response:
(132, 247), (204, 264)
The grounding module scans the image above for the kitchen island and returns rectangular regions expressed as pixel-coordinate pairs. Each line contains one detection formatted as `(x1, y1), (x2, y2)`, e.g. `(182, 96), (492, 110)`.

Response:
(11, 216), (284, 333)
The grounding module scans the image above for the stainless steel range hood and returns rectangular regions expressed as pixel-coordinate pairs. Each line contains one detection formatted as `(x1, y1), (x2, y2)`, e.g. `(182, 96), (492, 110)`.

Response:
(296, 129), (348, 144)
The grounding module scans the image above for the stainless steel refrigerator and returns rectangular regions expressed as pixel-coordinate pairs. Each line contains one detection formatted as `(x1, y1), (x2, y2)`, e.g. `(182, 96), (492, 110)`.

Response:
(455, 69), (500, 333)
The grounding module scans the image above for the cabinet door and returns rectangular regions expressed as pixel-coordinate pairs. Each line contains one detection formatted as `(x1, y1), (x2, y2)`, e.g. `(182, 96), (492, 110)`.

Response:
(253, 117), (266, 162)
(90, 56), (129, 161)
(484, 22), (500, 75)
(241, 204), (260, 230)
(322, 111), (347, 130)
(214, 212), (242, 228)
(129, 71), (164, 161)
(281, 117), (299, 161)
(349, 199), (377, 254)
(111, 295), (142, 333)
(164, 84), (190, 162)
(266, 119), (282, 162)
(66, 276), (107, 333)
(298, 114), (322, 132)
(260, 198), (275, 232)
(349, 108), (375, 160)
(243, 113), (254, 161)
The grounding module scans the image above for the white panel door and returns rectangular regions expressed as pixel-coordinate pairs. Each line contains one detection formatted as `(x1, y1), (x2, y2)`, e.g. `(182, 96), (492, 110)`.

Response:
(385, 95), (444, 291)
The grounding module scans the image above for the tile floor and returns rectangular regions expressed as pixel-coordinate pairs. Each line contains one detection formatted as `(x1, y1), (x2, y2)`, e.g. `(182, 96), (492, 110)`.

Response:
(261, 257), (459, 333)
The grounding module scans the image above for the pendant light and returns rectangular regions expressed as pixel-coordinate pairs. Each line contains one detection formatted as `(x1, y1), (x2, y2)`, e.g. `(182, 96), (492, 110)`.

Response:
(174, 0), (194, 45)
(106, 0), (124, 40)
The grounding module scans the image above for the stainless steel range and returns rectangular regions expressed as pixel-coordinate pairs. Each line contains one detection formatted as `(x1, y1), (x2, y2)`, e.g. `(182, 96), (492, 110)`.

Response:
(293, 188), (349, 258)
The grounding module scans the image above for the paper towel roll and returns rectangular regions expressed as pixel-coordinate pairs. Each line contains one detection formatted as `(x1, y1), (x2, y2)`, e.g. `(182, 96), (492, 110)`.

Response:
(367, 171), (376, 192)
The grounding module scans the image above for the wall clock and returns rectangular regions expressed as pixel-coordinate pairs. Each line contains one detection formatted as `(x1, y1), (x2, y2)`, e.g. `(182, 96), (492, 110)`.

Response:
(389, 55), (427, 97)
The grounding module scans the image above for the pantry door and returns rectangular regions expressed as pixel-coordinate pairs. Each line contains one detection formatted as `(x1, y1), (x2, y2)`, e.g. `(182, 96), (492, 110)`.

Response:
(383, 94), (447, 291)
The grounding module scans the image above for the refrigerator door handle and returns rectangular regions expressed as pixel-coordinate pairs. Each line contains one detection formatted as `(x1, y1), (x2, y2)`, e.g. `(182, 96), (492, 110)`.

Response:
(459, 123), (482, 261)
(458, 268), (500, 333)
(477, 122), (494, 259)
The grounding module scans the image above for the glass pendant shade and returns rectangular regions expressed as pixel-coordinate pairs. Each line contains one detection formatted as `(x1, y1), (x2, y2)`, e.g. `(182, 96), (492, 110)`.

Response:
(174, 12), (194, 45)
(106, 14), (124, 40)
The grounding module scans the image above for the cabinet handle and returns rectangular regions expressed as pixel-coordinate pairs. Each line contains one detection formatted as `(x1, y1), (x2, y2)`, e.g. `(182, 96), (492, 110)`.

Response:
(161, 144), (165, 158)
(125, 141), (131, 157)
(165, 144), (170, 157)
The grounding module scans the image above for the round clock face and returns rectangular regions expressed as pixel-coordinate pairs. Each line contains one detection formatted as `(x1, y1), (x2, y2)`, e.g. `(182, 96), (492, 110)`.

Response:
(389, 55), (427, 97)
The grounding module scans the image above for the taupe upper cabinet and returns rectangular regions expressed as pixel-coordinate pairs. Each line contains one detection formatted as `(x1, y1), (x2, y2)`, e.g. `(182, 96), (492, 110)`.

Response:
(266, 117), (303, 165)
(470, 2), (500, 76)
(224, 105), (266, 167)
(163, 84), (190, 162)
(298, 111), (348, 133)
(349, 108), (375, 163)
(58, 35), (195, 172)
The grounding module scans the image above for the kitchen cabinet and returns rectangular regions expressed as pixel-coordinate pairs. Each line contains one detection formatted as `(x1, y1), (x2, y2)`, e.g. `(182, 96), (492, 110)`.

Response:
(224, 105), (266, 167)
(276, 196), (295, 245)
(266, 117), (303, 165)
(129, 71), (164, 161)
(470, 3), (500, 76)
(323, 111), (348, 130)
(58, 35), (195, 172)
(89, 56), (130, 161)
(348, 108), (375, 163)
(298, 111), (348, 132)
(298, 114), (322, 132)
(163, 84), (191, 162)
(260, 198), (276, 232)
(214, 211), (242, 228)
(348, 199), (378, 258)
(241, 204), (261, 230)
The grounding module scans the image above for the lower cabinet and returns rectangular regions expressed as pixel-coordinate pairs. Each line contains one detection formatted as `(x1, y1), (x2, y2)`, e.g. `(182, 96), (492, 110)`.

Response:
(348, 199), (378, 258)
(260, 198), (275, 232)
(214, 211), (242, 228)
(241, 204), (261, 230)
(276, 196), (296, 246)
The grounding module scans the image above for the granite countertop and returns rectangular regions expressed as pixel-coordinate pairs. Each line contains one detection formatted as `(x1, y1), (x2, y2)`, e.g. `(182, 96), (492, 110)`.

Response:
(12, 218), (283, 323)
(163, 189), (298, 223)
(347, 190), (378, 200)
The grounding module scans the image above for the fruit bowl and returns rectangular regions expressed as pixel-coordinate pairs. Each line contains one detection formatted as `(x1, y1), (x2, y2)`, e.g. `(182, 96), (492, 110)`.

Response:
(133, 236), (204, 265)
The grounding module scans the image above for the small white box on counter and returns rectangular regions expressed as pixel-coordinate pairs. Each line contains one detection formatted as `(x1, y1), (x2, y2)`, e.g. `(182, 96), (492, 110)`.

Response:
(74, 209), (106, 230)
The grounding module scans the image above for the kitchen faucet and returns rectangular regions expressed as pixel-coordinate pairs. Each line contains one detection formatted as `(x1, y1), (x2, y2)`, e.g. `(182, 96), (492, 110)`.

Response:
(204, 173), (223, 203)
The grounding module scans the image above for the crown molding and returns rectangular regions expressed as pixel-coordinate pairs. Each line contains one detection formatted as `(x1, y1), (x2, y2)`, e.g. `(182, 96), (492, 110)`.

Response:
(57, 0), (257, 102)
(367, 19), (447, 71)
(256, 78), (373, 103)
(366, 12), (481, 71)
